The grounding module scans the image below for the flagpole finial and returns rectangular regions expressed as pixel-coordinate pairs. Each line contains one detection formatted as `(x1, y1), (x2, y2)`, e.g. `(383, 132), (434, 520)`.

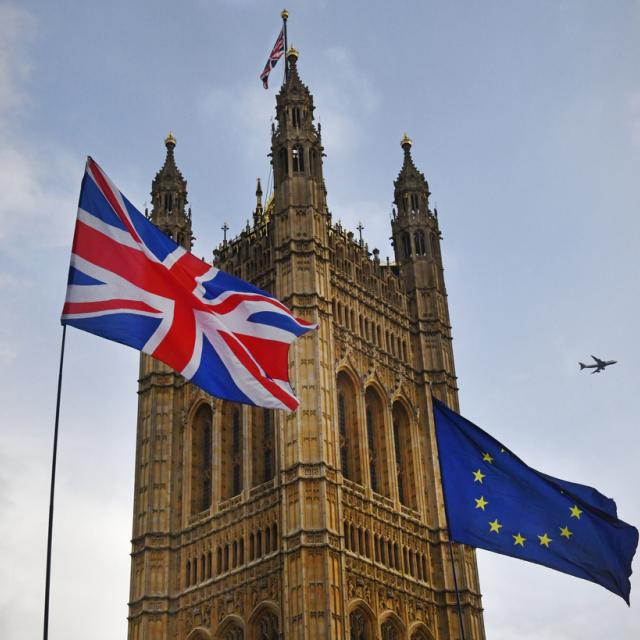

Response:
(286, 46), (299, 61)
(281, 8), (289, 20)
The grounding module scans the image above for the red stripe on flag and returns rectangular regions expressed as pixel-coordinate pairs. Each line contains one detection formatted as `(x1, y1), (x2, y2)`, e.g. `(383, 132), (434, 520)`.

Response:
(233, 333), (290, 382)
(62, 299), (160, 315)
(219, 331), (298, 411)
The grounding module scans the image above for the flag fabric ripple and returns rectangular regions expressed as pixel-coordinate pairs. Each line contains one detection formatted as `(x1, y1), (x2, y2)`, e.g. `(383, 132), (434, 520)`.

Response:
(433, 399), (638, 603)
(61, 158), (316, 411)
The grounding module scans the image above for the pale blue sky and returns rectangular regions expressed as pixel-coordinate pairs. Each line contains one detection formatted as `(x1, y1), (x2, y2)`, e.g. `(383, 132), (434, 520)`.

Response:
(1, 2), (639, 638)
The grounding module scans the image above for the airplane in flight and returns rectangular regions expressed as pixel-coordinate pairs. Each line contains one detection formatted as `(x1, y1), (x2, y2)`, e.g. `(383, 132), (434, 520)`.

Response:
(579, 355), (617, 374)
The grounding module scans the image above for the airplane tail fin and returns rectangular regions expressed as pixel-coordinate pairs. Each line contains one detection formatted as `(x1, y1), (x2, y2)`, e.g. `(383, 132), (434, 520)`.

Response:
(579, 362), (587, 370)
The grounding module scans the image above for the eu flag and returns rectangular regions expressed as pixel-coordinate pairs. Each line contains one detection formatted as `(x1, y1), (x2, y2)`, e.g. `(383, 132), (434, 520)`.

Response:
(433, 399), (638, 603)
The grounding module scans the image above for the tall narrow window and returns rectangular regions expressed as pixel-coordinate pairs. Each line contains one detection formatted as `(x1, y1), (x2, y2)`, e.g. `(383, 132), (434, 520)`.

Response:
(292, 106), (301, 128)
(164, 192), (173, 212)
(292, 144), (304, 172)
(279, 147), (288, 177)
(365, 387), (390, 496)
(414, 231), (426, 256)
(336, 372), (363, 484)
(252, 408), (275, 486)
(410, 193), (419, 211)
(221, 403), (243, 500)
(401, 232), (411, 259)
(392, 401), (418, 509)
(309, 149), (317, 176)
(190, 405), (212, 515)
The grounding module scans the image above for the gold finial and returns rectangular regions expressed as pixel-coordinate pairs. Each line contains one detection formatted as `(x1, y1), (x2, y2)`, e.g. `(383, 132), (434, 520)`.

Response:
(281, 8), (289, 20)
(400, 132), (412, 149)
(165, 131), (177, 148)
(286, 46), (299, 60)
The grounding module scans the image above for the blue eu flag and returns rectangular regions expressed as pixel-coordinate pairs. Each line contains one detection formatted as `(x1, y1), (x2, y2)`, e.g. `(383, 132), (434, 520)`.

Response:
(433, 399), (638, 603)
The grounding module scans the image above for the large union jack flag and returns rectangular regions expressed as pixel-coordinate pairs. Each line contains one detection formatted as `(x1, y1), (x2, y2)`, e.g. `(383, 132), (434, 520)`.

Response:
(260, 27), (285, 89)
(61, 158), (316, 410)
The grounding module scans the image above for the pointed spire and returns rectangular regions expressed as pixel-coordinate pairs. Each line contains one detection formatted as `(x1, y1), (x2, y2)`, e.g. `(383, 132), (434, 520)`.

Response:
(394, 133), (430, 216)
(150, 133), (191, 248)
(277, 46), (312, 102)
(254, 178), (264, 224)
(154, 132), (185, 186)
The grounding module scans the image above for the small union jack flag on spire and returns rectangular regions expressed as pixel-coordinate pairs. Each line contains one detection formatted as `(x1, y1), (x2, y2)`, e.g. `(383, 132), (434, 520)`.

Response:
(260, 27), (285, 89)
(62, 157), (316, 410)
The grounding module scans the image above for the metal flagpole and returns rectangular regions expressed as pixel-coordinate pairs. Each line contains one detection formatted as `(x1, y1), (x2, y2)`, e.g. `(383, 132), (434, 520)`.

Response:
(281, 8), (289, 82)
(448, 539), (467, 640)
(43, 324), (67, 640)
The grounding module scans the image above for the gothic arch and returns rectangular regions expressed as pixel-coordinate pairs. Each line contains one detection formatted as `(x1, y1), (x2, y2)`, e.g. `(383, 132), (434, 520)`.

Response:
(247, 601), (280, 640)
(347, 599), (376, 640)
(336, 368), (364, 484)
(408, 621), (435, 640)
(215, 615), (245, 639)
(186, 627), (213, 640)
(379, 610), (405, 640)
(392, 399), (418, 510)
(364, 384), (391, 497)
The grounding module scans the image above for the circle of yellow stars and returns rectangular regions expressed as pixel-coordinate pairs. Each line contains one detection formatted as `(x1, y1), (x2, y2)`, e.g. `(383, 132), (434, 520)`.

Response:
(471, 447), (580, 549)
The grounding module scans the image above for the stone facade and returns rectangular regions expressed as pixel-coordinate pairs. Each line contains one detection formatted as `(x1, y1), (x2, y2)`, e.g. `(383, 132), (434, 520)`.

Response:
(128, 50), (485, 640)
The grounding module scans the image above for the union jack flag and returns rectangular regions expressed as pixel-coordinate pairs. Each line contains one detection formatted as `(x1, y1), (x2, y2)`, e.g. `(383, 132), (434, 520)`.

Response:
(260, 28), (285, 89)
(61, 158), (316, 410)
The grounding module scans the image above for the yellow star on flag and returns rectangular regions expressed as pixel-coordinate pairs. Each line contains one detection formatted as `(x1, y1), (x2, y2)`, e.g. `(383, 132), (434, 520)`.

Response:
(569, 505), (582, 519)
(538, 533), (552, 547)
(560, 526), (573, 539)
(473, 469), (486, 483)
(488, 519), (502, 533)
(482, 452), (494, 464)
(474, 496), (488, 510)
(513, 533), (526, 547)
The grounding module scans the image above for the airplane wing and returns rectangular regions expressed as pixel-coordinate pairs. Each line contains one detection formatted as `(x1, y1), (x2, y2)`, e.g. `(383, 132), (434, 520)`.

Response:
(591, 355), (605, 366)
(591, 368), (601, 374)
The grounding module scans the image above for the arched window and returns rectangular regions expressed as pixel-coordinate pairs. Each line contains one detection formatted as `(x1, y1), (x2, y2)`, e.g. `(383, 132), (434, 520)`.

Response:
(401, 232), (411, 259)
(253, 611), (279, 640)
(190, 405), (212, 515)
(309, 149), (318, 176)
(292, 106), (301, 128)
(185, 560), (191, 587)
(221, 403), (243, 500)
(392, 401), (418, 509)
(220, 622), (244, 640)
(278, 147), (289, 178)
(271, 523), (278, 552)
(381, 618), (403, 640)
(292, 144), (304, 172)
(410, 193), (419, 212)
(252, 408), (275, 486)
(414, 231), (426, 256)
(350, 607), (373, 640)
(365, 387), (390, 496)
(164, 192), (173, 212)
(337, 372), (363, 484)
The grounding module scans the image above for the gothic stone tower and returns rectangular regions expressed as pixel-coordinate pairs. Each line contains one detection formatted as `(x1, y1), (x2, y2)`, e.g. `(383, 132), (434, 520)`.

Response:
(128, 50), (485, 640)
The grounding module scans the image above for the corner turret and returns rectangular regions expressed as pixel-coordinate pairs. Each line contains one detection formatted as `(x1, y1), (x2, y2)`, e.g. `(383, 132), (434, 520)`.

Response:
(149, 133), (192, 249)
